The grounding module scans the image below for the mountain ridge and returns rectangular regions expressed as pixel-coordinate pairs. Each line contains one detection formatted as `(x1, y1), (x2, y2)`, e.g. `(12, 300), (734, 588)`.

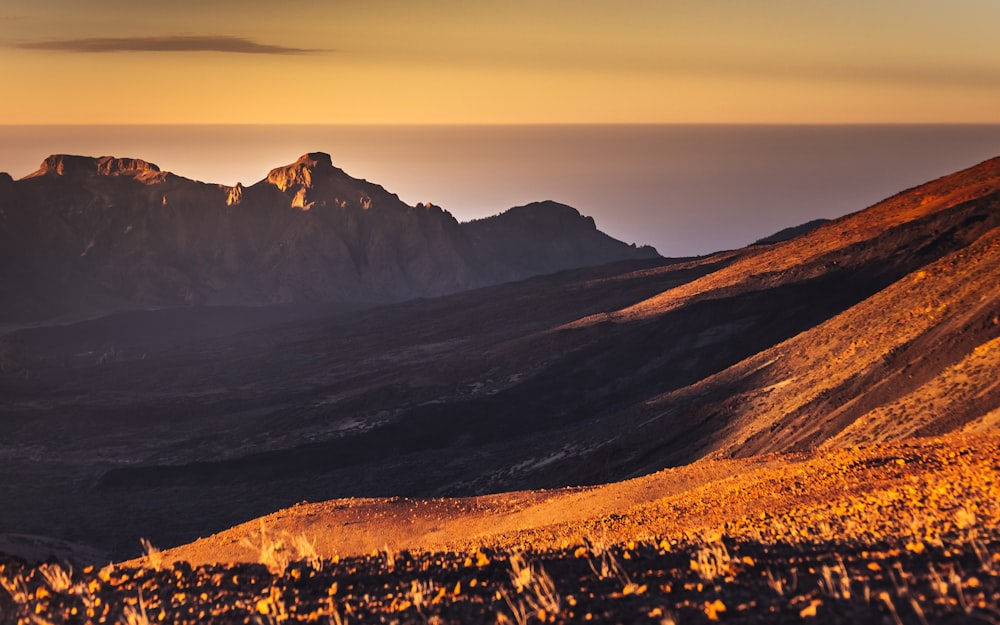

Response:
(25, 154), (167, 183)
(0, 152), (658, 323)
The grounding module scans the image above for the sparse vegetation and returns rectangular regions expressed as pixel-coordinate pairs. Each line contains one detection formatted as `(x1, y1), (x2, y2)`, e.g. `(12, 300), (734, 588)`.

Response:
(503, 551), (561, 621)
(36, 563), (73, 593)
(239, 521), (326, 576)
(140, 538), (162, 572)
(689, 534), (734, 582)
(3, 434), (1000, 623)
(291, 535), (322, 573)
(120, 589), (152, 625)
(0, 436), (1000, 625)
(3, 531), (1000, 624)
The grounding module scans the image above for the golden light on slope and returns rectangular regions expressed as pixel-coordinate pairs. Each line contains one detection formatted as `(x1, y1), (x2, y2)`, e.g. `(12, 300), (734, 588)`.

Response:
(152, 431), (1000, 566)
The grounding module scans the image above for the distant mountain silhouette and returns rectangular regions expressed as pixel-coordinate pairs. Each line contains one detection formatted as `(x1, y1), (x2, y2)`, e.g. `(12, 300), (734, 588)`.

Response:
(465, 200), (657, 281)
(0, 152), (657, 322)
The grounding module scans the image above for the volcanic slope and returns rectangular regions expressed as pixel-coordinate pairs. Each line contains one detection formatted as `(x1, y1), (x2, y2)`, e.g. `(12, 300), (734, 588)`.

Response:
(155, 429), (1000, 566)
(0, 157), (998, 560)
(583, 155), (1000, 475)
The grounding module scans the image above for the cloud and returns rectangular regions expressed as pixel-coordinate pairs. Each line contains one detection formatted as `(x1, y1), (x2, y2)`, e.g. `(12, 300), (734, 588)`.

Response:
(16, 35), (324, 54)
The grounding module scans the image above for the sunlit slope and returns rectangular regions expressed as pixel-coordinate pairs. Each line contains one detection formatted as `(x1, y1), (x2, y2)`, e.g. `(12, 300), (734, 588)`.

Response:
(154, 431), (1000, 567)
(642, 219), (1000, 460)
(569, 156), (1000, 326)
(560, 157), (1000, 475)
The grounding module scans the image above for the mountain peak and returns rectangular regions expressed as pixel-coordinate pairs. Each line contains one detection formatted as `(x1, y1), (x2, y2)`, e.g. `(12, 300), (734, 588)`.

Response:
(265, 152), (337, 192)
(497, 201), (595, 230)
(1, 149), (660, 321)
(26, 155), (165, 184)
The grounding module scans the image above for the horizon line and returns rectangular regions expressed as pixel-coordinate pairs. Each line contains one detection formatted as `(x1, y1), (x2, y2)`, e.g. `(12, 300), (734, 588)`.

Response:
(3, 121), (1000, 127)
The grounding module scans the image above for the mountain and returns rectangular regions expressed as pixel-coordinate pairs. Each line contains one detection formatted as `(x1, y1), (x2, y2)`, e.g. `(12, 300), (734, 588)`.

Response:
(464, 201), (657, 281)
(0, 153), (657, 323)
(0, 156), (997, 560)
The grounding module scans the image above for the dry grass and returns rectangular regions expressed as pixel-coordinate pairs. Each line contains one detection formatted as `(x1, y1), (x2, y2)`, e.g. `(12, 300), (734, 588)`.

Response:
(4, 431), (1000, 623)
(139, 538), (162, 572)
(500, 552), (561, 624)
(238, 521), (325, 575)
(152, 430), (1000, 570)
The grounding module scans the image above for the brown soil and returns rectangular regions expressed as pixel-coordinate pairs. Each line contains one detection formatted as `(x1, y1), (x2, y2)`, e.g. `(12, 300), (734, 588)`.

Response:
(153, 430), (1000, 567)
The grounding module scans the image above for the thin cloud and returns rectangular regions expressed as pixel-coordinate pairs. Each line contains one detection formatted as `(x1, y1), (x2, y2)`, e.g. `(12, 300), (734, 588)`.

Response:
(16, 35), (324, 54)
(688, 58), (1000, 90)
(611, 54), (1000, 91)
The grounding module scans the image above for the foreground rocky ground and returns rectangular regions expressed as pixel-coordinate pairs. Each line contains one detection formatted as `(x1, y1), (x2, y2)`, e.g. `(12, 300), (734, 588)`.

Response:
(3, 432), (999, 624)
(2, 535), (998, 624)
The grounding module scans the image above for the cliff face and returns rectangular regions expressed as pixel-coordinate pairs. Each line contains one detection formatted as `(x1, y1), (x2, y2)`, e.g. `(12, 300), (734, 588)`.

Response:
(0, 153), (658, 322)
(25, 155), (166, 182)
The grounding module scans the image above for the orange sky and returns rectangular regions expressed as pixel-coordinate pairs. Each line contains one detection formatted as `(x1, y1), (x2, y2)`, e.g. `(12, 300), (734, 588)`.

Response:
(2, 1), (1000, 124)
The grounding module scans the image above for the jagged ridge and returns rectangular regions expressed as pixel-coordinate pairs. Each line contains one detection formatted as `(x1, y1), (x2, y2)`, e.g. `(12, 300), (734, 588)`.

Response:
(0, 152), (657, 322)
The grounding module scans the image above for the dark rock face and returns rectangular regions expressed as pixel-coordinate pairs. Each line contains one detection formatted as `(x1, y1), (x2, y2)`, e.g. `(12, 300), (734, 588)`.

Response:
(465, 201), (658, 281)
(27, 154), (165, 182)
(0, 153), (658, 322)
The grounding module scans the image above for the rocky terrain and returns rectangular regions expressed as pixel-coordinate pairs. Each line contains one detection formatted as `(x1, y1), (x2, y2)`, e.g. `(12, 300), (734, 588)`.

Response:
(0, 153), (656, 323)
(2, 431), (999, 624)
(0, 156), (998, 561)
(0, 156), (999, 624)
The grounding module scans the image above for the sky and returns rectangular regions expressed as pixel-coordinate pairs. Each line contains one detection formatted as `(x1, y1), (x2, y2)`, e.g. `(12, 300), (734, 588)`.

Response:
(3, 0), (1000, 124)
(3, 2), (1000, 256)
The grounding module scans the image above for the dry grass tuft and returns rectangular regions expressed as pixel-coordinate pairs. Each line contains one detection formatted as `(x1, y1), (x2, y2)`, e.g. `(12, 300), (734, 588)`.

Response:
(140, 538), (163, 572)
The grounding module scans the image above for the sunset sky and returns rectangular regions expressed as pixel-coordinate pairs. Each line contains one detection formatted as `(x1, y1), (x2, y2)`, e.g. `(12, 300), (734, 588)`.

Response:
(3, 0), (1000, 124)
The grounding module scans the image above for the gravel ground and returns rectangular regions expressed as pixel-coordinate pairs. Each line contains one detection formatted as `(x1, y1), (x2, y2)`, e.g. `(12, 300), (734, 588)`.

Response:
(3, 535), (999, 624)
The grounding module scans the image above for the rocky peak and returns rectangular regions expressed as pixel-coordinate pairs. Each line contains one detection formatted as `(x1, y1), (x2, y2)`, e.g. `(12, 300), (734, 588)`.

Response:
(95, 156), (161, 178)
(265, 153), (338, 192)
(27, 155), (98, 179)
(25, 155), (165, 184)
(1, 149), (662, 322)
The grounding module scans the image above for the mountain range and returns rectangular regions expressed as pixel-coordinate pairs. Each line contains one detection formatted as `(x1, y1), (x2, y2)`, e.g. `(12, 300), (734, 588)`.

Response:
(0, 152), (656, 323)
(0, 154), (997, 564)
